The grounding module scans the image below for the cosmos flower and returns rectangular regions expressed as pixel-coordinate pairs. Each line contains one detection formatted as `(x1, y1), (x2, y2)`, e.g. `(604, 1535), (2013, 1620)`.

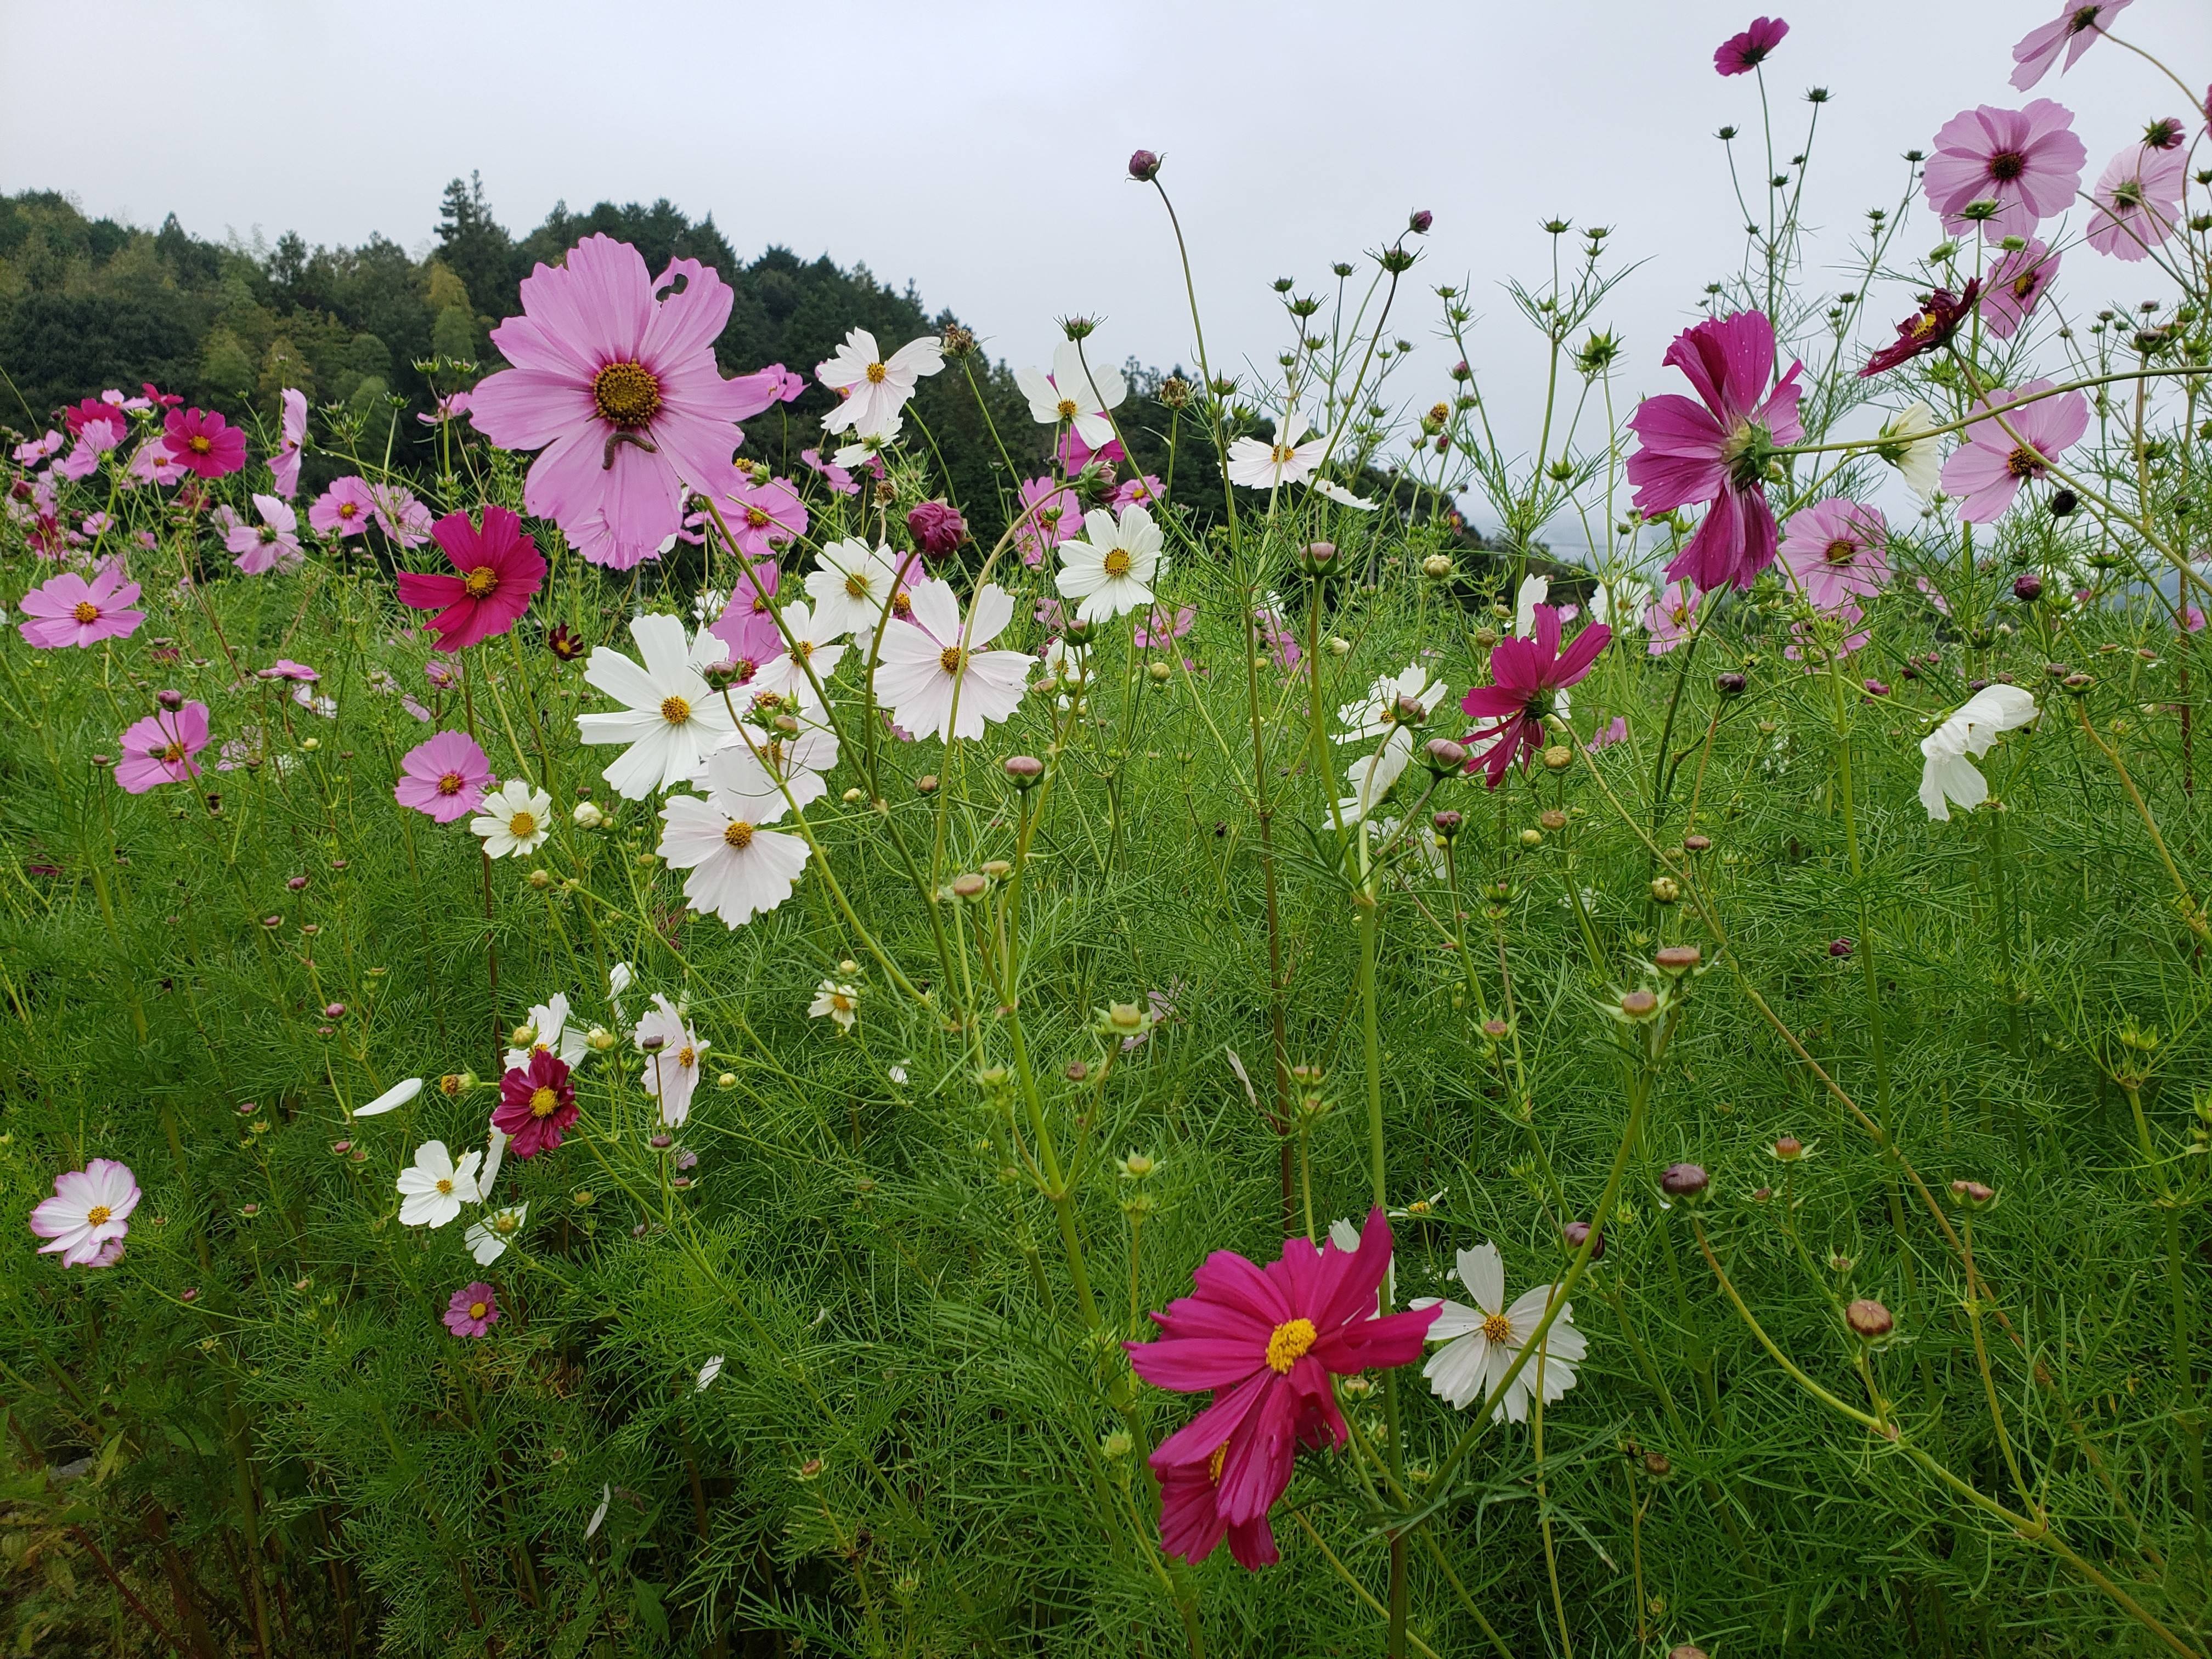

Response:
(1921, 684), (2039, 819)
(492, 1049), (579, 1158)
(873, 579), (1033, 742)
(311, 476), (379, 539)
(1226, 404), (1330, 490)
(1014, 477), (1082, 567)
(817, 329), (944, 439)
(800, 448), (860, 496)
(270, 388), (308, 496)
(1779, 499), (1890, 610)
(708, 573), (788, 686)
(656, 746), (811, 933)
(1155, 1454), (1278, 1572)
(1413, 1242), (1585, 1422)
(417, 391), (472, 426)
(227, 494), (305, 574)
(1018, 342), (1127, 449)
(29, 1160), (140, 1268)
(1714, 15), (1787, 75)
(1057, 504), (1164, 624)
(805, 539), (908, 641)
(1337, 662), (1448, 751)
(1458, 605), (1611, 788)
(707, 472), (810, 561)
(2083, 141), (2187, 260)
(577, 614), (737, 798)
(466, 1204), (529, 1267)
(472, 779), (555, 858)
(752, 599), (849, 707)
(365, 481), (435, 548)
(1983, 240), (2059, 338)
(394, 730), (494, 823)
(161, 407), (247, 478)
(396, 1141), (482, 1228)
(2010, 0), (2130, 89)
(1938, 380), (2088, 522)
(468, 234), (788, 569)
(1644, 580), (1701, 655)
(506, 992), (590, 1071)
(1859, 282), (1980, 377)
(1873, 402), (1944, 501)
(809, 980), (860, 1030)
(18, 560), (144, 648)
(1922, 101), (2086, 242)
(395, 506), (547, 653)
(115, 702), (211, 794)
(443, 1282), (501, 1339)
(633, 993), (710, 1126)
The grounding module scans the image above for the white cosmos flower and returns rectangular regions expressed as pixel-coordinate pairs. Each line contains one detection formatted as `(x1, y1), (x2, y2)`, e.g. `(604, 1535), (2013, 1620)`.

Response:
(657, 753), (809, 931)
(354, 1076), (423, 1118)
(805, 539), (907, 642)
(576, 614), (736, 800)
(696, 1354), (725, 1391)
(1333, 738), (1412, 826)
(466, 1202), (529, 1266)
(1227, 404), (1330, 490)
(396, 1141), (481, 1229)
(472, 780), (554, 859)
(634, 993), (709, 1126)
(833, 426), (896, 470)
(719, 723), (840, 817)
(1056, 504), (1163, 624)
(1316, 479), (1377, 510)
(817, 329), (943, 439)
(608, 961), (634, 1020)
(1513, 574), (1549, 636)
(752, 598), (848, 706)
(1920, 684), (2038, 820)
(1017, 341), (1127, 449)
(1414, 1242), (1585, 1421)
(809, 979), (860, 1030)
(874, 578), (1032, 742)
(1337, 661), (1448, 746)
(479, 1124), (509, 1194)
(1877, 400), (1944, 503)
(505, 992), (588, 1073)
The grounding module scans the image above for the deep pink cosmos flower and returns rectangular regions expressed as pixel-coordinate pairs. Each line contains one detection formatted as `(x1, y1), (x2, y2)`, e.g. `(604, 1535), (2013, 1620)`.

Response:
(18, 560), (144, 648)
(1939, 380), (2089, 522)
(115, 702), (211, 794)
(271, 388), (307, 496)
(468, 234), (788, 571)
(1780, 499), (1890, 611)
(2010, 0), (2130, 89)
(493, 1049), (579, 1158)
(1459, 605), (1611, 787)
(709, 473), (809, 561)
(1127, 1209), (1436, 1547)
(1714, 15), (1787, 75)
(1627, 311), (1804, 593)
(396, 506), (546, 653)
(1859, 282), (1980, 377)
(2084, 142), (2187, 260)
(311, 476), (377, 539)
(162, 408), (246, 478)
(1644, 580), (1700, 655)
(708, 573), (786, 684)
(1057, 426), (1125, 474)
(395, 730), (494, 822)
(65, 397), (129, 444)
(1923, 102), (2086, 242)
(443, 1282), (501, 1339)
(29, 1159), (140, 1268)
(1984, 240), (2059, 338)
(1156, 1454), (1279, 1571)
(907, 500), (967, 558)
(1014, 477), (1081, 567)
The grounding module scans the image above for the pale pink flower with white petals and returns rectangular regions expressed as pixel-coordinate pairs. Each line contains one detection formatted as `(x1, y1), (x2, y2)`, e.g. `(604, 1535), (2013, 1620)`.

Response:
(29, 1160), (141, 1267)
(632, 994), (712, 1125)
(228, 494), (305, 573)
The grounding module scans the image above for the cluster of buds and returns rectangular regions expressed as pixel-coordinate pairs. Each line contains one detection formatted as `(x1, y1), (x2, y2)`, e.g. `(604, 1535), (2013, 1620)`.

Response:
(1288, 1062), (1332, 1129)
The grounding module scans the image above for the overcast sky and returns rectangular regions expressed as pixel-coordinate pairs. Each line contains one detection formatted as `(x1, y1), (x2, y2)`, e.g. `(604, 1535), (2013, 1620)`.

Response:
(5, 0), (2207, 543)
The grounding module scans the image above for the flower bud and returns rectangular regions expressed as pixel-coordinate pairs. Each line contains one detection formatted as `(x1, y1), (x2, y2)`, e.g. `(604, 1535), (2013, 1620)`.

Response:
(1127, 148), (1162, 182)
(1683, 833), (1711, 853)
(1003, 754), (1045, 788)
(1619, 989), (1660, 1020)
(640, 1033), (667, 1053)
(1668, 1647), (1708, 1659)
(324, 1002), (346, 1020)
(1659, 1161), (1708, 1200)
(1297, 540), (1339, 577)
(951, 872), (989, 901)
(1408, 209), (1434, 234)
(1520, 827), (1543, 847)
(916, 774), (939, 794)
(586, 1026), (614, 1051)
(1716, 672), (1747, 696)
(2013, 573), (2043, 603)
(1542, 744), (1573, 771)
(1563, 1220), (1603, 1260)
(1949, 1178), (1995, 1210)
(1774, 1135), (1804, 1161)
(1829, 938), (1854, 958)
(156, 687), (185, 710)
(572, 800), (604, 828)
(1539, 810), (1567, 832)
(906, 500), (967, 557)
(2062, 672), (2094, 696)
(1655, 945), (1701, 974)
(1422, 737), (1468, 776)
(1431, 809), (1463, 840)
(1844, 1297), (1894, 1340)
(1422, 553), (1454, 578)
(1643, 1451), (1672, 1479)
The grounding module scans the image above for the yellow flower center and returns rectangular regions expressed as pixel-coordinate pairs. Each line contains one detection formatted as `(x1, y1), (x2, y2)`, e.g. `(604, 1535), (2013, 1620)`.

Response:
(438, 771), (466, 795)
(435, 1177), (454, 1195)
(338, 502), (359, 520)
(1103, 548), (1132, 577)
(85, 1205), (111, 1226)
(793, 640), (813, 659)
(72, 601), (100, 624)
(462, 566), (499, 598)
(1207, 1443), (1228, 1483)
(865, 362), (888, 383)
(469, 1300), (489, 1319)
(1909, 310), (1940, 339)
(1481, 1311), (1514, 1344)
(833, 993), (853, 1012)
(1270, 444), (1297, 464)
(1265, 1317), (1318, 1373)
(891, 589), (912, 617)
(661, 695), (692, 725)
(2005, 445), (2044, 480)
(188, 433), (212, 455)
(508, 810), (538, 838)
(591, 360), (662, 428)
(939, 645), (965, 675)
(529, 1086), (558, 1117)
(676, 1045), (696, 1069)
(724, 820), (754, 849)
(845, 572), (870, 597)
(1056, 398), (1079, 420)
(159, 741), (187, 764)
(1823, 538), (1857, 565)
(745, 506), (770, 529)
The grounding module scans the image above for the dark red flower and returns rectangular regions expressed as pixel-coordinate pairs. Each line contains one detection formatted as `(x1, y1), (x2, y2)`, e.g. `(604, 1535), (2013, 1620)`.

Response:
(547, 622), (585, 661)
(492, 1049), (578, 1158)
(1459, 606), (1611, 788)
(1859, 281), (1981, 377)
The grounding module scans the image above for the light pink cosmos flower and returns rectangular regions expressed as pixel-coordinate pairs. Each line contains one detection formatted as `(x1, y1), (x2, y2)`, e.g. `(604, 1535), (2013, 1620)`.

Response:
(468, 234), (787, 571)
(1780, 499), (1890, 611)
(1983, 239), (2059, 338)
(366, 481), (435, 547)
(1644, 580), (1700, 655)
(2010, 0), (2130, 89)
(1014, 476), (1081, 567)
(271, 387), (308, 496)
(1785, 598), (1869, 662)
(1922, 101), (2086, 242)
(708, 563), (786, 683)
(1587, 715), (1629, 752)
(1114, 472), (1168, 512)
(1135, 604), (1197, 650)
(443, 1282), (501, 1339)
(634, 993), (708, 1127)
(311, 476), (378, 539)
(1626, 311), (1804, 593)
(799, 448), (859, 496)
(115, 702), (211, 794)
(19, 560), (145, 647)
(126, 438), (187, 487)
(29, 1160), (140, 1268)
(417, 390), (472, 426)
(1939, 380), (2089, 522)
(708, 473), (809, 561)
(395, 730), (494, 822)
(228, 494), (305, 574)
(2084, 142), (2187, 260)
(14, 429), (64, 466)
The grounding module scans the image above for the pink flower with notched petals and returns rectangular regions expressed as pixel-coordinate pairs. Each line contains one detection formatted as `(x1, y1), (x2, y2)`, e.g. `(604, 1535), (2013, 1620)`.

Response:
(1255, 607), (1301, 672)
(1127, 1210), (1435, 1564)
(395, 730), (494, 823)
(311, 476), (378, 539)
(1627, 310), (1804, 594)
(367, 481), (435, 547)
(162, 408), (246, 478)
(19, 561), (145, 648)
(2010, 0), (2130, 89)
(1459, 605), (1611, 788)
(1644, 580), (1700, 655)
(1136, 604), (1196, 650)
(468, 233), (787, 571)
(228, 494), (304, 574)
(14, 430), (64, 466)
(1714, 15), (1787, 75)
(1785, 598), (1870, 662)
(1014, 477), (1081, 567)
(1923, 101), (2085, 242)
(711, 473), (809, 561)
(126, 439), (187, 488)
(29, 1160), (140, 1268)
(1938, 380), (2089, 523)
(1114, 472), (1168, 512)
(1780, 498), (1889, 611)
(1983, 240), (2059, 338)
(799, 448), (859, 496)
(2084, 142), (2186, 261)
(443, 1282), (501, 1339)
(396, 506), (546, 652)
(115, 702), (210, 794)
(271, 388), (308, 496)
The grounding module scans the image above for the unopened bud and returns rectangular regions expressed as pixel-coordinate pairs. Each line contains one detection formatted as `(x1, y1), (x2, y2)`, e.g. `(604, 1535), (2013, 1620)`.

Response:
(1297, 540), (1338, 577)
(1423, 737), (1468, 775)
(1650, 876), (1680, 904)
(1845, 1297), (1894, 1340)
(1619, 989), (1660, 1020)
(1431, 809), (1463, 840)
(1003, 754), (1045, 788)
(1660, 1161), (1708, 1200)
(1655, 945), (1700, 974)
(156, 687), (185, 710)
(1127, 148), (1162, 182)
(1563, 1220), (1603, 1259)
(1774, 1136), (1804, 1161)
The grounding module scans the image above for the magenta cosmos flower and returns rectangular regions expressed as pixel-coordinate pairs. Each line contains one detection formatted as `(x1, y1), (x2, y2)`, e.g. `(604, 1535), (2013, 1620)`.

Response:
(115, 702), (211, 794)
(1714, 15), (1787, 75)
(2084, 142), (2186, 261)
(1780, 499), (1890, 610)
(18, 560), (144, 648)
(1127, 1209), (1436, 1551)
(271, 387), (307, 496)
(311, 476), (377, 539)
(1923, 101), (2085, 242)
(1627, 311), (1804, 594)
(1859, 282), (1979, 378)
(1156, 1453), (1278, 1571)
(469, 234), (788, 571)
(1983, 240), (2059, 338)
(1939, 380), (2089, 522)
(493, 1050), (579, 1158)
(396, 506), (546, 652)
(1459, 605), (1611, 787)
(443, 1282), (501, 1338)
(395, 730), (494, 822)
(2011, 0), (2130, 89)
(30, 1159), (140, 1267)
(162, 407), (246, 479)
(708, 473), (809, 561)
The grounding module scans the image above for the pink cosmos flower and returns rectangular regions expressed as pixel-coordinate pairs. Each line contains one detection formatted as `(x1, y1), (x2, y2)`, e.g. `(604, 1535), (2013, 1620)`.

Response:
(115, 702), (211, 794)
(140, 384), (182, 410)
(29, 1160), (140, 1268)
(1057, 426), (1125, 473)
(126, 439), (187, 487)
(162, 408), (246, 478)
(1135, 604), (1197, 650)
(1923, 102), (2086, 242)
(368, 481), (435, 547)
(468, 234), (787, 570)
(417, 390), (472, 426)
(1785, 598), (1869, 662)
(761, 364), (805, 403)
(1587, 715), (1629, 752)
(1914, 575), (1953, 617)
(2084, 142), (2187, 260)
(395, 730), (494, 822)
(1780, 499), (1890, 610)
(227, 494), (305, 574)
(2185, 606), (2206, 634)
(2010, 0), (2130, 89)
(1644, 580), (1700, 654)
(258, 659), (318, 683)
(311, 476), (378, 539)
(708, 572), (787, 684)
(270, 387), (308, 496)
(1626, 311), (1804, 593)
(65, 398), (128, 444)
(1255, 607), (1301, 672)
(492, 1049), (579, 1158)
(1938, 380), (2089, 522)
(19, 560), (144, 648)
(443, 1282), (501, 1339)
(800, 448), (860, 496)
(13, 430), (63, 466)
(710, 473), (809, 560)
(396, 506), (546, 652)
(1113, 472), (1168, 512)
(1459, 605), (1611, 787)
(1128, 1209), (1435, 1551)
(1014, 477), (1081, 567)
(1983, 240), (2059, 338)
(1714, 16), (1787, 75)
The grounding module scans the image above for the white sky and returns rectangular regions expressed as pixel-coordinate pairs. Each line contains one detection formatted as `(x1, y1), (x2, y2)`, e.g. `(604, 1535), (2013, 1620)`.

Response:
(4, 0), (2207, 545)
